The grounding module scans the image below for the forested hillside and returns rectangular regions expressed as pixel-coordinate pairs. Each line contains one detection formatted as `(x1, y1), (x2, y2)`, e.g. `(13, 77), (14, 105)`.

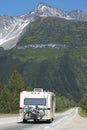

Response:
(0, 47), (87, 102)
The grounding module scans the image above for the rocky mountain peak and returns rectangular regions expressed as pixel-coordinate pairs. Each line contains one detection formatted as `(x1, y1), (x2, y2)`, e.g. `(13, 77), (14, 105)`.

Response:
(73, 10), (83, 14)
(34, 2), (53, 15)
(0, 3), (87, 50)
(36, 2), (47, 9)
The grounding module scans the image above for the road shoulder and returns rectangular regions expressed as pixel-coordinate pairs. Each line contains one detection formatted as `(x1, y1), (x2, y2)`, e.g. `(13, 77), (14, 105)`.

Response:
(50, 108), (87, 130)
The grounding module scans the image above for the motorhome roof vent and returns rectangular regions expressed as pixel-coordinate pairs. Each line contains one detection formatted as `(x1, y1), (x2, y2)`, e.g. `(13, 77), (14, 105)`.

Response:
(33, 88), (43, 92)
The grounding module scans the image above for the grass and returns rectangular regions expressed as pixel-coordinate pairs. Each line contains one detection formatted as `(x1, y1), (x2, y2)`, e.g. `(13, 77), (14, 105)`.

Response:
(56, 108), (70, 113)
(12, 48), (65, 62)
(0, 114), (19, 118)
(78, 108), (87, 117)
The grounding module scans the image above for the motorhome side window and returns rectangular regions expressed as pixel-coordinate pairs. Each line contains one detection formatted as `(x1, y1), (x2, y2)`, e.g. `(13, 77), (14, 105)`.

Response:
(24, 98), (46, 105)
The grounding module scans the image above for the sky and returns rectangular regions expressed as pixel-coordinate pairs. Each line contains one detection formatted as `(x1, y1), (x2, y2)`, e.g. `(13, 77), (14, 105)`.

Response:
(0, 0), (87, 16)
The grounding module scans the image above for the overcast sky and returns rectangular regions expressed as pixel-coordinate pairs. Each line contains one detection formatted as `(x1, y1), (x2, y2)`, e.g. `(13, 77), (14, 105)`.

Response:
(0, 0), (87, 16)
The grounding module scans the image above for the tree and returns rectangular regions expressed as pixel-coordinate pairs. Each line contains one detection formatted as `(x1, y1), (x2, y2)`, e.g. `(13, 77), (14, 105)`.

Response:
(0, 86), (11, 113)
(56, 96), (69, 112)
(8, 70), (26, 113)
(8, 70), (26, 93)
(80, 94), (87, 111)
(56, 96), (75, 112)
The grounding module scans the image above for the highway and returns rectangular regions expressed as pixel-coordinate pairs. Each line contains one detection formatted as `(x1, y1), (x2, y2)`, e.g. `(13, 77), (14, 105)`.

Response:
(0, 108), (77, 130)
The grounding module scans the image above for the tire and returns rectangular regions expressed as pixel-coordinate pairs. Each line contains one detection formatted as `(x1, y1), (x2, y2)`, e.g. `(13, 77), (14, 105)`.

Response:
(47, 119), (52, 123)
(33, 119), (39, 123)
(52, 118), (54, 121)
(23, 119), (27, 123)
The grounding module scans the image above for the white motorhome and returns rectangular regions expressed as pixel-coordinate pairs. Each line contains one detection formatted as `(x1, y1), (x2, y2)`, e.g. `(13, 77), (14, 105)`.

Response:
(19, 88), (55, 123)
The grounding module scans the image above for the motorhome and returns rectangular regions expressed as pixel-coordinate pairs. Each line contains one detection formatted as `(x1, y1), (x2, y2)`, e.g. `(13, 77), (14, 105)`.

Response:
(19, 88), (55, 123)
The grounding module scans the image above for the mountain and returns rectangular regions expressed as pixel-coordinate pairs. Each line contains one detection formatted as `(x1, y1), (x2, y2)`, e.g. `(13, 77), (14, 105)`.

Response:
(0, 15), (33, 50)
(1, 3), (87, 101)
(17, 17), (87, 48)
(68, 10), (87, 21)
(0, 3), (87, 50)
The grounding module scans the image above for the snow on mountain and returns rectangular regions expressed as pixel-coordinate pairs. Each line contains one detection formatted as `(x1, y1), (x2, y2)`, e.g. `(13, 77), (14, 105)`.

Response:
(0, 3), (87, 50)
(33, 3), (72, 19)
(0, 15), (32, 49)
(68, 10), (87, 21)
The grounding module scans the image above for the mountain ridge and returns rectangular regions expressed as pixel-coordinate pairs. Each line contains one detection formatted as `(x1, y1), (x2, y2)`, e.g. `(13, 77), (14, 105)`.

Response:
(17, 16), (87, 49)
(0, 3), (87, 50)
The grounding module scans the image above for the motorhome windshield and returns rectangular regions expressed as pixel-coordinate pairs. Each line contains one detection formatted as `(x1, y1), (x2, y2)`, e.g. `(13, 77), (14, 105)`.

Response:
(24, 98), (46, 105)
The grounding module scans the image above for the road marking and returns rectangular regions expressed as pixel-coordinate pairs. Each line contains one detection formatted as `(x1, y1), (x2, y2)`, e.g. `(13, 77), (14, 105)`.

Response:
(43, 108), (77, 130)
(44, 126), (50, 129)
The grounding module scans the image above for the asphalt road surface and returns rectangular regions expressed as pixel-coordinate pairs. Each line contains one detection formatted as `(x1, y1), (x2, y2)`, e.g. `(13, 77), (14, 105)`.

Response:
(0, 108), (84, 130)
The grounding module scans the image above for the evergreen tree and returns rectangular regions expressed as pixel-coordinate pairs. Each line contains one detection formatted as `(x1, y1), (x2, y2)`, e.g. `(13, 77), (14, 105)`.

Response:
(80, 94), (87, 111)
(56, 96), (75, 112)
(8, 70), (26, 113)
(8, 70), (26, 93)
(0, 86), (11, 113)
